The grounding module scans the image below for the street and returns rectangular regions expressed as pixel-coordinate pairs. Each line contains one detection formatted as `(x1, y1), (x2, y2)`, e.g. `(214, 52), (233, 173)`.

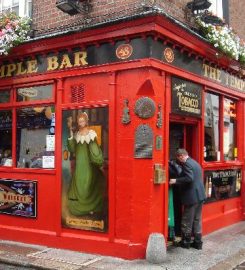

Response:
(0, 263), (37, 270)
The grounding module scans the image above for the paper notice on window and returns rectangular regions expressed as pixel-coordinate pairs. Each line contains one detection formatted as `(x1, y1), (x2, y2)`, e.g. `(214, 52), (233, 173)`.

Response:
(46, 135), (55, 151)
(42, 156), (55, 168)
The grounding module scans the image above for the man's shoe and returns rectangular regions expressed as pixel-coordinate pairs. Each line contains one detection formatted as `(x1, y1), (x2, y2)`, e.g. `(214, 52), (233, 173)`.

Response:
(191, 241), (203, 250)
(180, 233), (191, 249)
(180, 241), (191, 249)
(191, 233), (203, 250)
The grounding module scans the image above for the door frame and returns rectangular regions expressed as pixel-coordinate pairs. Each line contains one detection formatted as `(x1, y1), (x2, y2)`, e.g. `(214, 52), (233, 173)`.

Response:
(169, 116), (200, 163)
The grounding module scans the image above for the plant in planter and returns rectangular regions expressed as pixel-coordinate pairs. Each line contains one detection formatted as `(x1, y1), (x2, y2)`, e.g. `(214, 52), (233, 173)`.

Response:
(196, 17), (245, 68)
(0, 12), (31, 56)
(239, 42), (245, 67)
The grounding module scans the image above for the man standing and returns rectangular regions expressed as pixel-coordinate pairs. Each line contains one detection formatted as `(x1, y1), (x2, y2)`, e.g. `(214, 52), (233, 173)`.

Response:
(169, 149), (206, 250)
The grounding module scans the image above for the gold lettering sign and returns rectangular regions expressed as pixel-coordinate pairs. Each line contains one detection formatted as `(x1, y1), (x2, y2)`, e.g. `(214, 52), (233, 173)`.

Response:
(0, 50), (88, 78)
(0, 191), (32, 204)
(202, 64), (245, 92)
(172, 77), (202, 117)
(66, 217), (104, 230)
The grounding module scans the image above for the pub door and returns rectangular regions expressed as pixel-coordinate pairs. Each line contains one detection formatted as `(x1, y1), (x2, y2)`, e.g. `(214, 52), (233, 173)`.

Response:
(168, 122), (198, 237)
(169, 122), (198, 160)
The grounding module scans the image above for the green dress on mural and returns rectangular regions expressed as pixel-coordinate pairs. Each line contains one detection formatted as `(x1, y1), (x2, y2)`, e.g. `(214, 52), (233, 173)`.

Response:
(67, 130), (105, 216)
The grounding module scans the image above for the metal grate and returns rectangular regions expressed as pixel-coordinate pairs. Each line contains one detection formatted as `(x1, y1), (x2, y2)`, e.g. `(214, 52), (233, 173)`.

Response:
(71, 84), (85, 103)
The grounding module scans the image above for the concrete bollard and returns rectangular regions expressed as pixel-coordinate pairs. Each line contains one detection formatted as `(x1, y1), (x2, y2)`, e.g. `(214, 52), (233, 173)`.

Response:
(146, 233), (166, 264)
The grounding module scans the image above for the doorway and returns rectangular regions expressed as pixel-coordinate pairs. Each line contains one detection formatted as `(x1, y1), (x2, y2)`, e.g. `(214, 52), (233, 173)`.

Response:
(169, 122), (198, 160)
(168, 122), (198, 237)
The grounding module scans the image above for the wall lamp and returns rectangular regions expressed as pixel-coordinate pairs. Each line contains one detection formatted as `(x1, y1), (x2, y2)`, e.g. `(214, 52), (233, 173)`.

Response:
(185, 0), (224, 27)
(186, 0), (211, 14)
(56, 0), (91, 15)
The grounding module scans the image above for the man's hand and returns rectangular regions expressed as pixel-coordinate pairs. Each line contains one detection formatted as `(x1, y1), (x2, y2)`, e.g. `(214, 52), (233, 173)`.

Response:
(169, 178), (176, 185)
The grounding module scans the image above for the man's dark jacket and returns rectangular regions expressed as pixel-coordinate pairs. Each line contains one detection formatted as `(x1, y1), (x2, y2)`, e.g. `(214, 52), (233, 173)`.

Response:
(176, 157), (206, 205)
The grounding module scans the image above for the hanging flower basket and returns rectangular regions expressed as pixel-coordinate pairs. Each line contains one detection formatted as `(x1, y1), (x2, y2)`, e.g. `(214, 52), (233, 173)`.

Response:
(195, 17), (245, 68)
(0, 12), (31, 56)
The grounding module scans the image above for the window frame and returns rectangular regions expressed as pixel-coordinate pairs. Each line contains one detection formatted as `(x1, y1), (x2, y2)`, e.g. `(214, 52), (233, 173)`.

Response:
(0, 82), (55, 171)
(204, 90), (239, 164)
(204, 91), (220, 162)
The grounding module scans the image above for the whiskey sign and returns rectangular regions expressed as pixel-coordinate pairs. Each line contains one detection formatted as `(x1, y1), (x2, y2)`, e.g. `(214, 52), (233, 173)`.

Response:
(204, 169), (241, 203)
(171, 77), (202, 118)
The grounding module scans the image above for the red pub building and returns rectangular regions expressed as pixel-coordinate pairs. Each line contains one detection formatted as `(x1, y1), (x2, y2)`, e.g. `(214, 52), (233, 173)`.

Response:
(0, 0), (244, 259)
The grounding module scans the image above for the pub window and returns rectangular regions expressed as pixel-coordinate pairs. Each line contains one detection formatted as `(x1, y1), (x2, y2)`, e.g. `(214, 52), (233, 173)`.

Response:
(0, 110), (12, 167)
(204, 93), (220, 161)
(0, 90), (11, 103)
(16, 105), (55, 169)
(17, 85), (53, 102)
(223, 98), (237, 161)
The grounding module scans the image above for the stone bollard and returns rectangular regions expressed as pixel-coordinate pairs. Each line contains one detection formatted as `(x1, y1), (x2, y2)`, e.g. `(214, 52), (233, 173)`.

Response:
(146, 233), (166, 264)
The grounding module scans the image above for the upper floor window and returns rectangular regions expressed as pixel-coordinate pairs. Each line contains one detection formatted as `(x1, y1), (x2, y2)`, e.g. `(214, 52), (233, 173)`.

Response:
(208, 0), (229, 23)
(209, 0), (223, 18)
(0, 0), (32, 17)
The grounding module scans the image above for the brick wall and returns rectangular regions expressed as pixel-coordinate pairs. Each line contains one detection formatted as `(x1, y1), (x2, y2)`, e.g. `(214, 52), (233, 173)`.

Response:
(155, 0), (189, 22)
(32, 0), (245, 40)
(32, 0), (144, 36)
(229, 0), (245, 40)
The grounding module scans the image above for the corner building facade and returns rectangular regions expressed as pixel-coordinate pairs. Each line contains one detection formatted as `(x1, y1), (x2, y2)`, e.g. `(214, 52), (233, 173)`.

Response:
(0, 7), (244, 259)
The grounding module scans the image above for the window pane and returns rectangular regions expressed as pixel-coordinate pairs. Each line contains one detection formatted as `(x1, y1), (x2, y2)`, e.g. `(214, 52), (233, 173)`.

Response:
(12, 6), (19, 14)
(16, 106), (55, 169)
(62, 107), (109, 232)
(0, 90), (10, 103)
(204, 93), (220, 161)
(209, 0), (223, 19)
(2, 0), (11, 8)
(0, 110), (12, 167)
(17, 85), (53, 102)
(25, 0), (32, 17)
(223, 98), (237, 161)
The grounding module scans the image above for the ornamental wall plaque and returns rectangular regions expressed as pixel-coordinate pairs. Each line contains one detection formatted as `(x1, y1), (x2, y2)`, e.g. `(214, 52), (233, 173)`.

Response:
(134, 97), (156, 119)
(134, 124), (153, 159)
(116, 44), (133, 60)
(163, 47), (175, 63)
(121, 98), (131, 125)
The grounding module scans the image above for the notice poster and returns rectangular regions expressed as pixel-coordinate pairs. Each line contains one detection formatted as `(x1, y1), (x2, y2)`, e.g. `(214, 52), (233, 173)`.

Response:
(61, 107), (108, 232)
(46, 135), (55, 151)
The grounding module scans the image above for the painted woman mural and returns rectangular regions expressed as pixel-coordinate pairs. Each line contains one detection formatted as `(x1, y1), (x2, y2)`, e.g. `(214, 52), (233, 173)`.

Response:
(62, 108), (108, 232)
